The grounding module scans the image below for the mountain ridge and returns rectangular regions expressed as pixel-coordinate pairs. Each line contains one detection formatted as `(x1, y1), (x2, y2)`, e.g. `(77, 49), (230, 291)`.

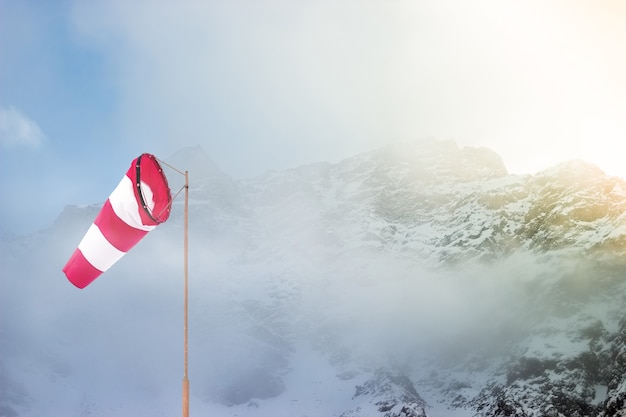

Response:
(2, 140), (626, 417)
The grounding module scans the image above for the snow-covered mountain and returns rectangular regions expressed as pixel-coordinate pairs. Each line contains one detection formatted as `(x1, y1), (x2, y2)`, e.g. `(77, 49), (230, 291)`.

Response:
(1, 139), (625, 417)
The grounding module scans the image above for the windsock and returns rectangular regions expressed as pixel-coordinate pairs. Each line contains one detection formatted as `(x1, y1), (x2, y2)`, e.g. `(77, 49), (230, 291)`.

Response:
(63, 154), (172, 288)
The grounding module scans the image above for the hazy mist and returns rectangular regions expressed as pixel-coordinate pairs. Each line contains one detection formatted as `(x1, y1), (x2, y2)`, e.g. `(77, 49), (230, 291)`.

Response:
(0, 178), (601, 416)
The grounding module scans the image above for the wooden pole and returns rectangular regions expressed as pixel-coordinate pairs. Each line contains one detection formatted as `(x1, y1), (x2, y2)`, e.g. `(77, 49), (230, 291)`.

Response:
(182, 170), (189, 417)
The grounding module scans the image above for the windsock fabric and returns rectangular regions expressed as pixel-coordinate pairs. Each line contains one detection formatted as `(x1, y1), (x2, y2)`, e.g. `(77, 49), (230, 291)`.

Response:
(63, 154), (172, 289)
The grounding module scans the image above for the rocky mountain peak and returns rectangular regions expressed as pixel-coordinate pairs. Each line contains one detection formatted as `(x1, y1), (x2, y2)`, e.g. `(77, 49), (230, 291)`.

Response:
(163, 145), (246, 219)
(165, 145), (228, 181)
(533, 159), (607, 188)
(360, 140), (508, 183)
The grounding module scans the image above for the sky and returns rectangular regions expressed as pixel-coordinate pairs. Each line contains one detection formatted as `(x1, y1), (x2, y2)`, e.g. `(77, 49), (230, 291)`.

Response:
(1, 0), (626, 234)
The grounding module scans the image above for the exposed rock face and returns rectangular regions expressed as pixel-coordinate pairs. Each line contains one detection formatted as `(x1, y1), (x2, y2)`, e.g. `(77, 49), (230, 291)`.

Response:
(341, 370), (429, 417)
(599, 318), (626, 417)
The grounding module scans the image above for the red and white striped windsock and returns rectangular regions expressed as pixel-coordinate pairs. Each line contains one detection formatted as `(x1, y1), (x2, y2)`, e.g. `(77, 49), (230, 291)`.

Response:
(63, 153), (172, 289)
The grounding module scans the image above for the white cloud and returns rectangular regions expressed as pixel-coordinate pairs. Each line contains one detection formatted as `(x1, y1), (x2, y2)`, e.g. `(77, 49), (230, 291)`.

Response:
(0, 106), (45, 149)
(70, 0), (626, 178)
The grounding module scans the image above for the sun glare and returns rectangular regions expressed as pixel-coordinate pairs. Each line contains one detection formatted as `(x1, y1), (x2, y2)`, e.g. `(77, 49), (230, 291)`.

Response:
(581, 117), (626, 179)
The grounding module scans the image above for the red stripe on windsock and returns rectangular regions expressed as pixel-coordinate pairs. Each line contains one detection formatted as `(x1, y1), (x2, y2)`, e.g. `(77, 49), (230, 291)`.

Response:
(63, 248), (104, 289)
(94, 199), (149, 252)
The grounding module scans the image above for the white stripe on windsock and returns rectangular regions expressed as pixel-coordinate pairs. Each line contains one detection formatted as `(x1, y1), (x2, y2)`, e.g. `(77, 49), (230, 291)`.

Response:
(108, 176), (157, 232)
(77, 223), (126, 273)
